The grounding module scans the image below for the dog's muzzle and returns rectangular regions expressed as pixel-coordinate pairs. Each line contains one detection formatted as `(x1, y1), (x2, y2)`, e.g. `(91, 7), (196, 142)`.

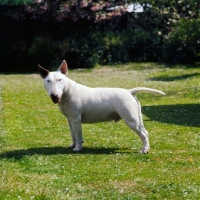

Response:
(50, 94), (61, 104)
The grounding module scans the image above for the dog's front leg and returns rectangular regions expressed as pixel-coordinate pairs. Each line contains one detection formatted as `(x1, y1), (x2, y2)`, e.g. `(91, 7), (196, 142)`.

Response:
(69, 118), (84, 151)
(67, 119), (76, 148)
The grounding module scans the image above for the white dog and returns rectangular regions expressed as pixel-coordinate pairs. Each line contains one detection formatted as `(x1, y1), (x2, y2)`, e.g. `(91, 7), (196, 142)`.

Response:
(38, 60), (165, 153)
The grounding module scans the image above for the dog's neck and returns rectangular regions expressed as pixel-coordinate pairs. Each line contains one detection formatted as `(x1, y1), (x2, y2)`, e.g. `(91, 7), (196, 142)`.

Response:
(59, 78), (77, 103)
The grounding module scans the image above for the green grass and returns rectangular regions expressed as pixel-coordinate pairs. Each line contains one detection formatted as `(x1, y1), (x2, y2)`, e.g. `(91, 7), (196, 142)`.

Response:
(0, 63), (200, 199)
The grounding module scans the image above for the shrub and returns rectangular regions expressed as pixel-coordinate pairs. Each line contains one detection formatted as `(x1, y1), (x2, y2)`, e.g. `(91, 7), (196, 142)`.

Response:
(62, 29), (162, 68)
(0, 1), (199, 72)
(63, 31), (104, 69)
(0, 0), (31, 5)
(28, 36), (59, 68)
(163, 18), (200, 64)
(127, 29), (162, 62)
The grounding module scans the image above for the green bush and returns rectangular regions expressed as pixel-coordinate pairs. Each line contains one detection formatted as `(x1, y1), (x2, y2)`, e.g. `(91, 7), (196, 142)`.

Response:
(0, 0), (31, 5)
(28, 36), (59, 68)
(127, 29), (162, 62)
(163, 18), (200, 64)
(0, 25), (162, 72)
(63, 29), (162, 68)
(0, 1), (199, 72)
(63, 31), (104, 69)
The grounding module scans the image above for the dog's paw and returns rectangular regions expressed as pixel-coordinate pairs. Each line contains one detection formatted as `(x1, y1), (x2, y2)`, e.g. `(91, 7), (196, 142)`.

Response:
(73, 147), (82, 152)
(140, 148), (149, 154)
(68, 143), (76, 148)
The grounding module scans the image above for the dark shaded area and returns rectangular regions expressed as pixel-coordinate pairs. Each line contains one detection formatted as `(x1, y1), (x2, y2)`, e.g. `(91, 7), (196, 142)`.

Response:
(142, 104), (200, 127)
(0, 146), (139, 160)
(0, 5), (133, 72)
(148, 73), (200, 82)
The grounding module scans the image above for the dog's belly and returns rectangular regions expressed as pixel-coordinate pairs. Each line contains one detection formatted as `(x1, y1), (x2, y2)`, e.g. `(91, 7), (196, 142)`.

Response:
(81, 112), (121, 123)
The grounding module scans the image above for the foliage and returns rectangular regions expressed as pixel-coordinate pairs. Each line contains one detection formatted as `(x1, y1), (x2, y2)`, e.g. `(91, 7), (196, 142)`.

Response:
(2, 0), (131, 22)
(28, 36), (60, 67)
(0, 19), (162, 71)
(0, 0), (31, 5)
(163, 18), (200, 64)
(0, 0), (199, 72)
(1, 63), (200, 199)
(59, 29), (162, 68)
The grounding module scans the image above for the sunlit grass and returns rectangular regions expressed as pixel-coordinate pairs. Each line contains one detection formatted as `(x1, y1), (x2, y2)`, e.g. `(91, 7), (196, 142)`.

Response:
(0, 63), (200, 199)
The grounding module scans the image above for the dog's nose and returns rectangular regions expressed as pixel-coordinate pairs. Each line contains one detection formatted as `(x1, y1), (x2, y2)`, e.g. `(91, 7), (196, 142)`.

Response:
(50, 94), (61, 104)
(51, 94), (58, 99)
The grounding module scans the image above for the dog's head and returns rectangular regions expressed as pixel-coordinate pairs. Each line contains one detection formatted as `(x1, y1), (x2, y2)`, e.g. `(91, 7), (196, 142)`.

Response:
(38, 60), (68, 104)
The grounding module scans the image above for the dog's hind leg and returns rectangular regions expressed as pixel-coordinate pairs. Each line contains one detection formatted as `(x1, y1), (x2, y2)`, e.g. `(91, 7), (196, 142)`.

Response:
(121, 98), (150, 153)
(125, 120), (150, 154)
(133, 98), (150, 153)
(135, 126), (149, 154)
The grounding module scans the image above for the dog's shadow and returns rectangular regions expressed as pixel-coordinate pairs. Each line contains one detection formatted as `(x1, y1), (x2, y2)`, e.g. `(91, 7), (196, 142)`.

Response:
(0, 146), (136, 160)
(148, 73), (200, 82)
(143, 104), (200, 127)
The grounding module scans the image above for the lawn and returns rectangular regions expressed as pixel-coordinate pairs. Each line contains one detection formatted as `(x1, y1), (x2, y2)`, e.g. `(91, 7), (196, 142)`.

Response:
(0, 63), (200, 199)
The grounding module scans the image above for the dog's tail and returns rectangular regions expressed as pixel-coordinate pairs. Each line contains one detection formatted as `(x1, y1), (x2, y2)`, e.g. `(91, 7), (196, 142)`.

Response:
(129, 87), (165, 95)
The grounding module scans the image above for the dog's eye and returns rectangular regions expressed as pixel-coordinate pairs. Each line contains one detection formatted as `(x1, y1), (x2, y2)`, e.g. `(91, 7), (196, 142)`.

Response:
(47, 80), (50, 83)
(58, 79), (62, 81)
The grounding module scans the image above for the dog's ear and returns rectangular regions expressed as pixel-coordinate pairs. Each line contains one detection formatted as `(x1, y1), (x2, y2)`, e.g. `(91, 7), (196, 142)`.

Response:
(58, 60), (68, 75)
(38, 64), (49, 79)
